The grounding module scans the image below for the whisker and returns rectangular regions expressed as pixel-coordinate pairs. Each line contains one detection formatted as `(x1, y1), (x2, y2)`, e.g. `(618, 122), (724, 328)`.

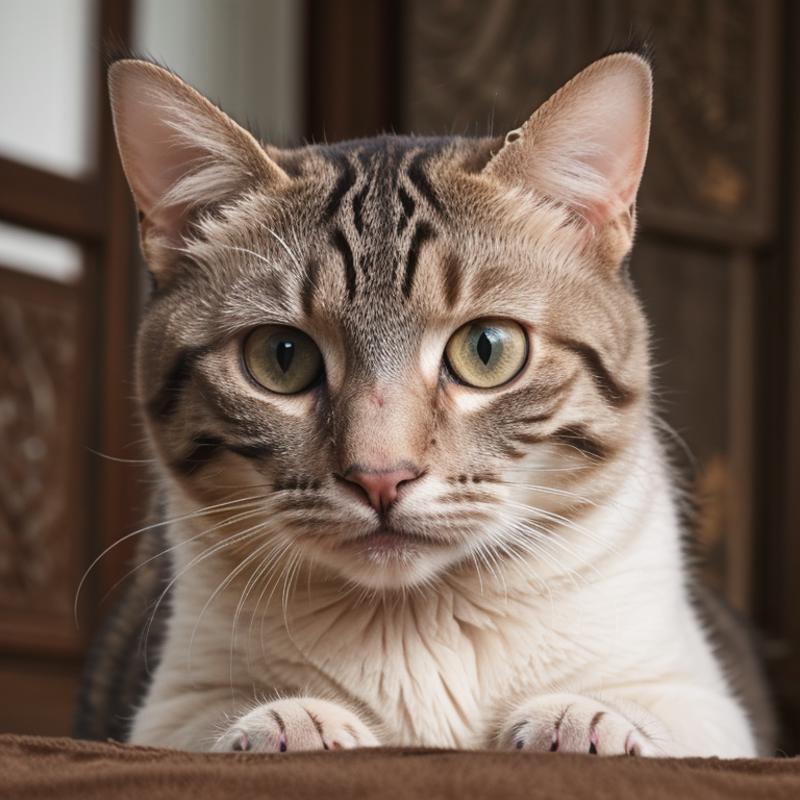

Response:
(503, 517), (601, 584)
(141, 522), (271, 670)
(501, 525), (587, 589)
(188, 531), (277, 678)
(99, 504), (268, 606)
(86, 447), (158, 465)
(260, 222), (305, 273)
(503, 499), (610, 550)
(74, 492), (271, 627)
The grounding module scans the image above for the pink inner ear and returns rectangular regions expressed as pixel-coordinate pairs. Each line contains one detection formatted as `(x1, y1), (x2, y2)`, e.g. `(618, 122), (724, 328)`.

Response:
(109, 60), (291, 267)
(113, 76), (208, 242)
(564, 67), (651, 224)
(487, 54), (652, 229)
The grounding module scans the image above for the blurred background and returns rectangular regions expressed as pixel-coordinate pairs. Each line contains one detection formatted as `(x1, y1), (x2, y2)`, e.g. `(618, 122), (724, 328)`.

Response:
(0, 0), (798, 752)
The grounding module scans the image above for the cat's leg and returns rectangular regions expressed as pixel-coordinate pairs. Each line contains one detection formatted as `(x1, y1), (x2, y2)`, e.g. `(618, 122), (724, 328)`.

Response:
(496, 688), (755, 757)
(211, 697), (380, 753)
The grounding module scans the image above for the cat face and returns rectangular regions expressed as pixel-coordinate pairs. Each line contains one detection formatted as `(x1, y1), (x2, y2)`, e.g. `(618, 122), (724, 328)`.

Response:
(111, 54), (653, 590)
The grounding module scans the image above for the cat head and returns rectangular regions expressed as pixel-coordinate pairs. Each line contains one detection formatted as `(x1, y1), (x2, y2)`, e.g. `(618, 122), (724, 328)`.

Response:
(109, 53), (653, 591)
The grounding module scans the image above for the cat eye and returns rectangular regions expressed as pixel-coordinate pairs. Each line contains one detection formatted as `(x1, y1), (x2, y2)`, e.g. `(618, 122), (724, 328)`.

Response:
(445, 318), (528, 389)
(243, 325), (323, 394)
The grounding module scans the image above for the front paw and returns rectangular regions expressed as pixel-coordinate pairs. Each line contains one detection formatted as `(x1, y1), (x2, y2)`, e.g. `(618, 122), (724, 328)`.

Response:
(212, 697), (379, 753)
(499, 693), (658, 756)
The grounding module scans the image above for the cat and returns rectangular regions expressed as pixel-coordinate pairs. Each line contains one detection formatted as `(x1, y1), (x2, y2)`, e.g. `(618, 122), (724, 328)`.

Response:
(81, 51), (773, 756)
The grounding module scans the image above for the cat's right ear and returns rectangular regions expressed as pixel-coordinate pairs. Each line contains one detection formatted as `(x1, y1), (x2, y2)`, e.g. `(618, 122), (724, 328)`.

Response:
(108, 60), (289, 277)
(484, 52), (652, 247)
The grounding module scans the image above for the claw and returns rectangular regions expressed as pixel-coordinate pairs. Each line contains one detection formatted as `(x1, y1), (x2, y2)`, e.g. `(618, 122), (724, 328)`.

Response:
(231, 731), (251, 752)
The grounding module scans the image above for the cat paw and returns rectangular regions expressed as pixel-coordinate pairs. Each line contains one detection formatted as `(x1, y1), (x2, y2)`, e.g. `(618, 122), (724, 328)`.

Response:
(212, 697), (379, 753)
(499, 693), (657, 756)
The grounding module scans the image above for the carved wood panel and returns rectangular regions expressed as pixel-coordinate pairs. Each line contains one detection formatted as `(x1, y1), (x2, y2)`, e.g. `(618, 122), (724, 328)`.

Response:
(403, 0), (586, 136)
(0, 0), (135, 736)
(597, 0), (778, 243)
(0, 270), (85, 654)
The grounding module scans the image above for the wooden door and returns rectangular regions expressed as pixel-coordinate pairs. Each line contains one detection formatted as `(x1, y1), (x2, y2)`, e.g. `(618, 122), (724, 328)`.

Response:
(0, 0), (138, 736)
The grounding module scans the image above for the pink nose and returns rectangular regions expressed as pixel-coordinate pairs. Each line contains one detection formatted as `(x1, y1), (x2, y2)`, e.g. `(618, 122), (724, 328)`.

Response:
(343, 467), (420, 512)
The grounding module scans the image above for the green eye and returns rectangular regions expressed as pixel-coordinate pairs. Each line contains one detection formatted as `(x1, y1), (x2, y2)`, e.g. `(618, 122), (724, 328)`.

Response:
(445, 318), (528, 388)
(243, 325), (323, 394)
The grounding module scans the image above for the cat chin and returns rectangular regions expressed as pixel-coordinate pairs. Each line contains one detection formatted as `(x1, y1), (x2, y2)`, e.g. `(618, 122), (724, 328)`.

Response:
(320, 539), (464, 591)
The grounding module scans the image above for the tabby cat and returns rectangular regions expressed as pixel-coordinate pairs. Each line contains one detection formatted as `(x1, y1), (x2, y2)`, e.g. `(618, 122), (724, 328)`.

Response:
(81, 52), (772, 756)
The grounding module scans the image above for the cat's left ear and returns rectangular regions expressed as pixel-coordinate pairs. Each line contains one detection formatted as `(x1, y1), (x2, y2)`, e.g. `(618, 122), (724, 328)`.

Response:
(485, 52), (652, 235)
(108, 59), (290, 276)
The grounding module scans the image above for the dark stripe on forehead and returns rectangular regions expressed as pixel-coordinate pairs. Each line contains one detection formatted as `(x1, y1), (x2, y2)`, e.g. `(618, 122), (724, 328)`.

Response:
(301, 258), (320, 316)
(396, 185), (415, 234)
(402, 221), (436, 299)
(553, 337), (635, 408)
(441, 253), (462, 309)
(147, 346), (206, 420)
(407, 149), (444, 215)
(323, 155), (356, 220)
(352, 184), (368, 235)
(330, 227), (357, 300)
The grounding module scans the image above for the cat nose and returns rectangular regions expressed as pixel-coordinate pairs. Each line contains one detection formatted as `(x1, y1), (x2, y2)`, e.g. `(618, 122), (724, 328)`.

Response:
(342, 466), (421, 512)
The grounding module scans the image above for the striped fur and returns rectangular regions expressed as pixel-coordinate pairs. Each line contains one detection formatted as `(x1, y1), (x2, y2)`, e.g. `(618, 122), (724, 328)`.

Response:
(82, 55), (771, 757)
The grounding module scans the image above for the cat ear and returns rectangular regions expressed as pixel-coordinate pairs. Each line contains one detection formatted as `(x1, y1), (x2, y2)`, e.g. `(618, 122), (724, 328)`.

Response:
(485, 52), (652, 230)
(108, 60), (289, 270)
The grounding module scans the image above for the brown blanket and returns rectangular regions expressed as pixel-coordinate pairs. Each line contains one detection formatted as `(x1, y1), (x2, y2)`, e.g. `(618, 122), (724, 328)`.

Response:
(1, 735), (799, 800)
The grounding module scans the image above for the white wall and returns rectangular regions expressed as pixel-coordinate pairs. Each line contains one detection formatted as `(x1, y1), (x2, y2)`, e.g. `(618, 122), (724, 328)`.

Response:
(0, 0), (98, 178)
(134, 0), (304, 147)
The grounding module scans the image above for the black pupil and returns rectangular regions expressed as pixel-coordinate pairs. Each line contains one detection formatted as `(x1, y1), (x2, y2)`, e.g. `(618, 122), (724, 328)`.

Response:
(476, 331), (493, 365)
(275, 340), (295, 373)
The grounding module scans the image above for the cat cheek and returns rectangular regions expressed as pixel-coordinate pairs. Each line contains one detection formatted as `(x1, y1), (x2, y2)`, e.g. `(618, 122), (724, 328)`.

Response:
(418, 337), (449, 389)
(443, 384), (497, 414)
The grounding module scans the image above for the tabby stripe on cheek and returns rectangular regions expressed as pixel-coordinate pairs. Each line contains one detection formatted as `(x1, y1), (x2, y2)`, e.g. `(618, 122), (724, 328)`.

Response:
(499, 443), (527, 460)
(147, 347), (206, 420)
(552, 424), (609, 461)
(402, 221), (436, 299)
(554, 337), (635, 408)
(323, 155), (356, 220)
(407, 149), (444, 215)
(487, 372), (577, 424)
(173, 435), (223, 475)
(171, 435), (273, 475)
(508, 432), (546, 446)
(228, 442), (274, 460)
(330, 228), (357, 300)
(301, 258), (320, 316)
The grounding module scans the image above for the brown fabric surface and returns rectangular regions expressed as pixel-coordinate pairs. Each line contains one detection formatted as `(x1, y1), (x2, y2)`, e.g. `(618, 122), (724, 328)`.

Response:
(1, 735), (799, 800)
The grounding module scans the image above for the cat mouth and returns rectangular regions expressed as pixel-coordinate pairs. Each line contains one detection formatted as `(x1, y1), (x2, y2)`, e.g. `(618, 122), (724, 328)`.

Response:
(349, 526), (445, 553)
(295, 523), (450, 555)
